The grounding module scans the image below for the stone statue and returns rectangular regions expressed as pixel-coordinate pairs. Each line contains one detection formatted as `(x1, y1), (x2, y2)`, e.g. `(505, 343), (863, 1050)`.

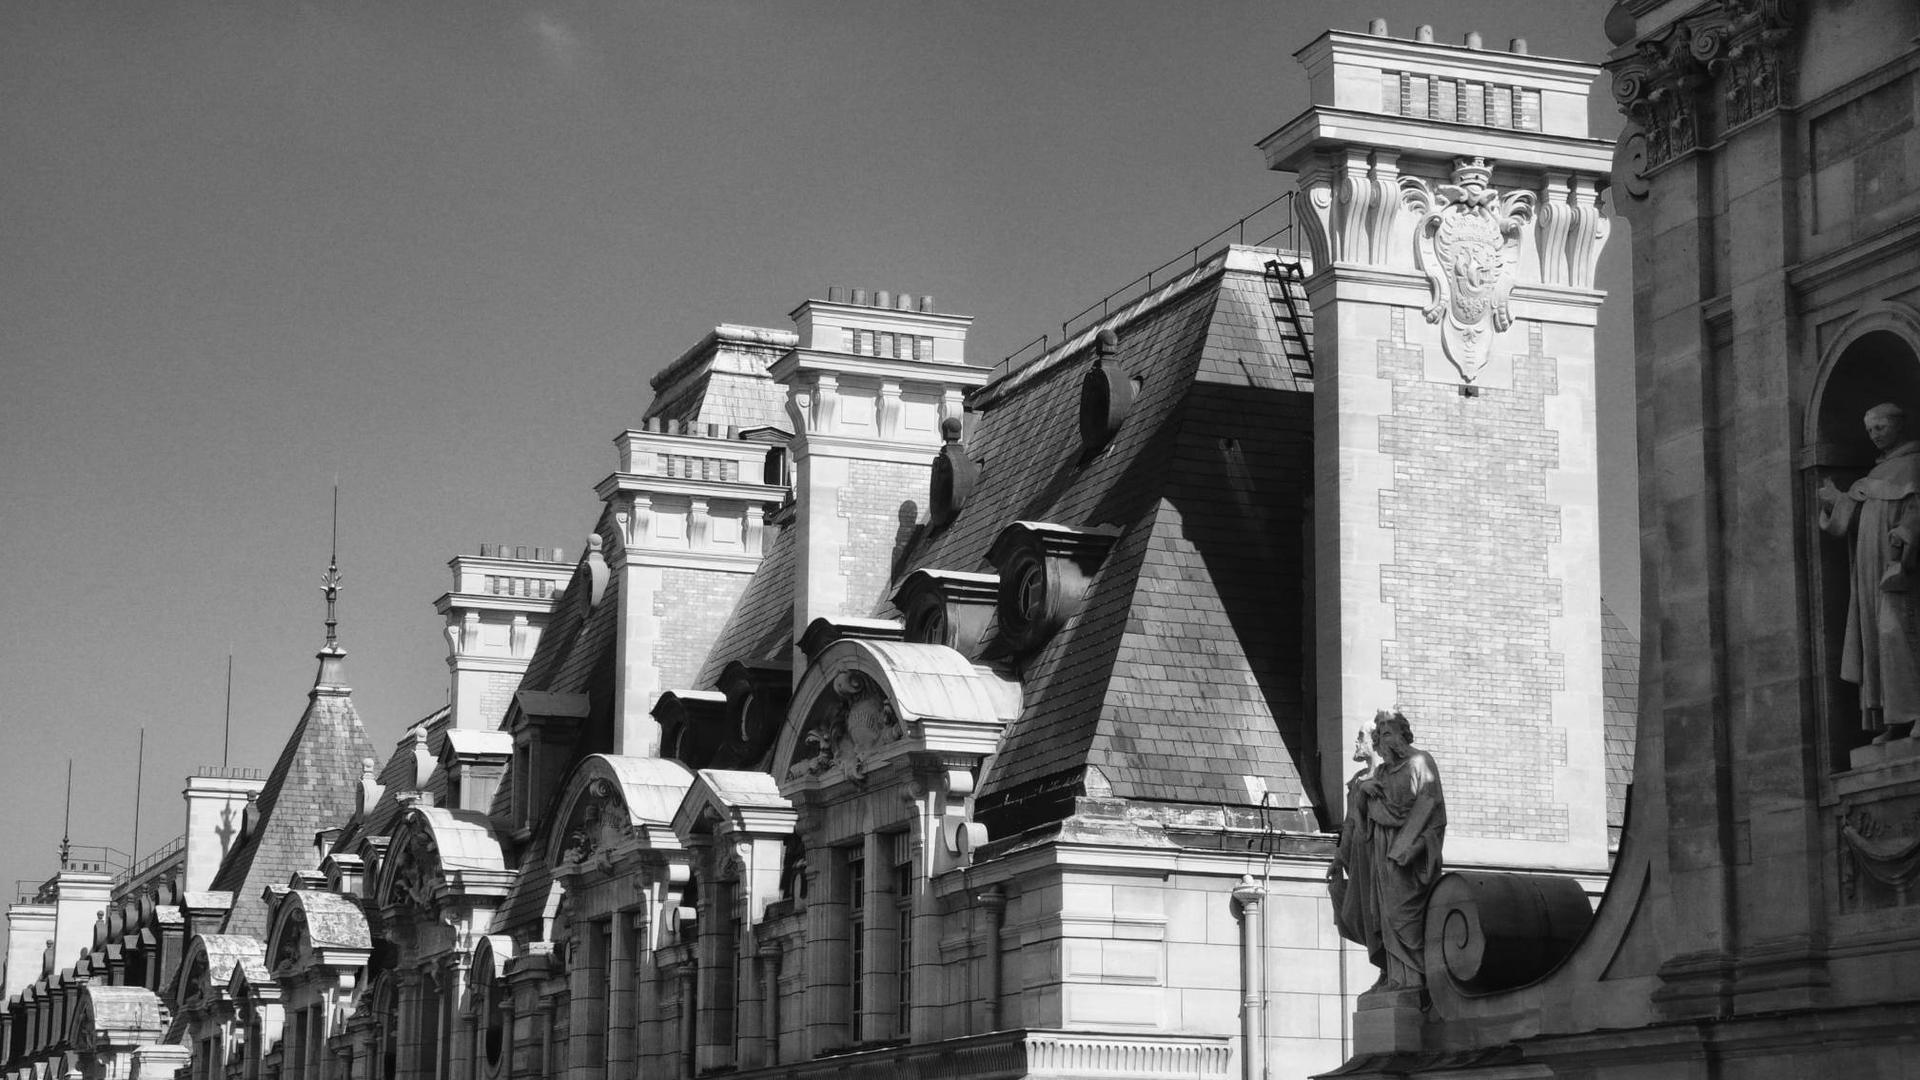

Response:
(1327, 709), (1447, 991)
(1819, 403), (1920, 742)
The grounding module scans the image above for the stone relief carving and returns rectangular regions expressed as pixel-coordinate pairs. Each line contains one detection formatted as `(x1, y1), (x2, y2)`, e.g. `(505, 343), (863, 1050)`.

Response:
(385, 831), (438, 915)
(1327, 709), (1448, 992)
(1840, 801), (1920, 909)
(1817, 404), (1920, 743)
(558, 777), (632, 865)
(786, 670), (902, 781)
(1402, 159), (1536, 383)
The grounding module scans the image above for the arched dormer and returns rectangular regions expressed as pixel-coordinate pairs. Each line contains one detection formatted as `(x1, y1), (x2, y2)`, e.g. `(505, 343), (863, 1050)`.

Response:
(376, 806), (514, 927)
(67, 984), (166, 1061)
(174, 934), (264, 1018)
(545, 755), (695, 872)
(264, 891), (373, 983)
(773, 638), (1019, 793)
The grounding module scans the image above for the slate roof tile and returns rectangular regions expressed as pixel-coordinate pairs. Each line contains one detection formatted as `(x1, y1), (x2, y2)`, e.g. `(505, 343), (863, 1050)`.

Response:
(209, 660), (379, 940)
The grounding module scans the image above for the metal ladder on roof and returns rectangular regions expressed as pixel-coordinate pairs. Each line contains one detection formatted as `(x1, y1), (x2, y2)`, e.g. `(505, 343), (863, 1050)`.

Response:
(1263, 258), (1315, 381)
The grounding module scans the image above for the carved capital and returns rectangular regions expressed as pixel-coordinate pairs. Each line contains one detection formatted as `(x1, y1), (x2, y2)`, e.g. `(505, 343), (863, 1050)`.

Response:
(1606, 0), (1798, 175)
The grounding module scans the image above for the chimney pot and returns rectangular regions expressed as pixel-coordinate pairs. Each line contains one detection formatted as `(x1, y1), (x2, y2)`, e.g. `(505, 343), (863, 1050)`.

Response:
(1415, 24), (1434, 42)
(851, 288), (869, 305)
(828, 286), (846, 303)
(1368, 18), (1387, 35)
(919, 295), (935, 313)
(1509, 37), (1528, 53)
(1464, 30), (1482, 48)
(897, 293), (914, 310)
(875, 290), (892, 309)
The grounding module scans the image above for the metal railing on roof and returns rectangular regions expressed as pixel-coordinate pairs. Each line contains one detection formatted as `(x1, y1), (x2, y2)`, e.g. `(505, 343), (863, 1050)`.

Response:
(994, 191), (1303, 378)
(113, 835), (185, 888)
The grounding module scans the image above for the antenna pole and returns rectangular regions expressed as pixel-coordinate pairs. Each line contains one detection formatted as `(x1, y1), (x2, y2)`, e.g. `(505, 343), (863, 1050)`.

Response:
(132, 727), (145, 863)
(223, 651), (234, 768)
(59, 759), (72, 868)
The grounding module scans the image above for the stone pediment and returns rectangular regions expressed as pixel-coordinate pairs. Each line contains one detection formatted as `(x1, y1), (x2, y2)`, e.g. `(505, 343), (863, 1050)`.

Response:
(547, 755), (696, 871)
(774, 638), (1021, 791)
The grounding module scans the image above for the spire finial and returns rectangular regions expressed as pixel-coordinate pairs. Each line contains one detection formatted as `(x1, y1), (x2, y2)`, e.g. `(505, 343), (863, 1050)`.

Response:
(322, 481), (342, 649)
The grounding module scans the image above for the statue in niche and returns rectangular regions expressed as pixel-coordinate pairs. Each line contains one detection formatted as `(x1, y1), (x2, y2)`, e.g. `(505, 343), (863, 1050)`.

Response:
(1326, 709), (1447, 992)
(1819, 402), (1920, 742)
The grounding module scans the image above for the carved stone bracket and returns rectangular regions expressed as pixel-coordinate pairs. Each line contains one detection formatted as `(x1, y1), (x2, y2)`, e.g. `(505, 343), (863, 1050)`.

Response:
(1839, 799), (1920, 909)
(1295, 149), (1407, 271)
(1605, 0), (1799, 178)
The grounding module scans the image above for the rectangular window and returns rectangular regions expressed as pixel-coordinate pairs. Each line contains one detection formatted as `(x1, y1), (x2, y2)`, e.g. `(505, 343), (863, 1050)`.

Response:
(892, 833), (913, 1035)
(847, 847), (865, 1040)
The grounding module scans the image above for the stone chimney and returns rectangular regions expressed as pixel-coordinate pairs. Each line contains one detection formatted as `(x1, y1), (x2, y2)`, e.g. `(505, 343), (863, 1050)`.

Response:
(1263, 28), (1614, 873)
(3, 903), (54, 1001)
(435, 545), (572, 732)
(181, 771), (266, 894)
(771, 289), (985, 672)
(597, 420), (790, 756)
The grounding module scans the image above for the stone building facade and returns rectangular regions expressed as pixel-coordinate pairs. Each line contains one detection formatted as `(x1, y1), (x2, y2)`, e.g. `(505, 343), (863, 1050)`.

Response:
(1321, 1), (1920, 1077)
(0, 19), (1656, 1080)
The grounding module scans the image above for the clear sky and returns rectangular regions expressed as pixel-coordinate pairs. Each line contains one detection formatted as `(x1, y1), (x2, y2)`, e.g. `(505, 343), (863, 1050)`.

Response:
(0, 1), (1632, 929)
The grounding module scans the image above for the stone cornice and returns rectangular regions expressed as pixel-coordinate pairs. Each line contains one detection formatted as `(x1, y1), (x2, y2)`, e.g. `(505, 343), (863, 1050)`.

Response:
(1262, 108), (1616, 177)
(592, 472), (786, 506)
(769, 348), (990, 389)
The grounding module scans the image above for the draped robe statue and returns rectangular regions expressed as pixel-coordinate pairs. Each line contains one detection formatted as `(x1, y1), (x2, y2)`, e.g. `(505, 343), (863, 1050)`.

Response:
(1819, 403), (1920, 740)
(1328, 710), (1447, 991)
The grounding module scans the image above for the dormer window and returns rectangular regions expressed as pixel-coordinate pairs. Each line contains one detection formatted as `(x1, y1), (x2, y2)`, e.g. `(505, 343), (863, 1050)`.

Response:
(893, 569), (998, 656)
(986, 522), (1122, 655)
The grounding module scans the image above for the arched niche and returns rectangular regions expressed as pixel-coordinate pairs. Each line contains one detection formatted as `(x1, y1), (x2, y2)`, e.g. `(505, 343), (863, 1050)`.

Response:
(1805, 305), (1920, 764)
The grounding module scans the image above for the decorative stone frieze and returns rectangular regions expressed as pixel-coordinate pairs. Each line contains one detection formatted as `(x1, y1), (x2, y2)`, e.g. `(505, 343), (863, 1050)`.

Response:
(1605, 0), (1800, 177)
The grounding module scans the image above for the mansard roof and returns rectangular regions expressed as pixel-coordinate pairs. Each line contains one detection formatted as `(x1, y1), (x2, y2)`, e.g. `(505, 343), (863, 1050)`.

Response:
(888, 246), (1317, 834)
(209, 655), (379, 940)
(694, 517), (797, 687)
(643, 323), (798, 432)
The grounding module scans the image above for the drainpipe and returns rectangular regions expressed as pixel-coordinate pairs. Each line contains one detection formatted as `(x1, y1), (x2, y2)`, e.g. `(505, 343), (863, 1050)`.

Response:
(974, 888), (1006, 1032)
(1232, 876), (1267, 1080)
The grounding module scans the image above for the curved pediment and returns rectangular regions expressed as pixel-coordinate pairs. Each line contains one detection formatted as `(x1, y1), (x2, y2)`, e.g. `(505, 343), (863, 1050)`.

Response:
(774, 638), (1021, 789)
(175, 933), (264, 1011)
(378, 805), (510, 916)
(266, 890), (371, 977)
(547, 755), (695, 870)
(68, 985), (166, 1051)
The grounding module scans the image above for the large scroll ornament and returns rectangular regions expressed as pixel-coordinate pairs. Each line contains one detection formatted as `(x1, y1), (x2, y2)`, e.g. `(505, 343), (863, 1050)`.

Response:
(1401, 158), (1536, 383)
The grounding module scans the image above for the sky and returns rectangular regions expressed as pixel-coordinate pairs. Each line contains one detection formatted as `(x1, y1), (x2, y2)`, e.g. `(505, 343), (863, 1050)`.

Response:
(0, 1), (1633, 927)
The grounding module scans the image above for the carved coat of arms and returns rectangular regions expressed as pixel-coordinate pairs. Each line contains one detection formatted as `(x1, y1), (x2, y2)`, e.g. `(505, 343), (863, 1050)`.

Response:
(1401, 158), (1535, 382)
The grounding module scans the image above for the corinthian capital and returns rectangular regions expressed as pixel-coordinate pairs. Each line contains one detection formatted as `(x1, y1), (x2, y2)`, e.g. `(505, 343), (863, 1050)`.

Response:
(1605, 0), (1798, 174)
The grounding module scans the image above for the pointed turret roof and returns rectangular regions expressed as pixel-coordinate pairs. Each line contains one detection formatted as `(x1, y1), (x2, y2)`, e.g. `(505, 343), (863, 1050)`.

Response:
(208, 527), (378, 939)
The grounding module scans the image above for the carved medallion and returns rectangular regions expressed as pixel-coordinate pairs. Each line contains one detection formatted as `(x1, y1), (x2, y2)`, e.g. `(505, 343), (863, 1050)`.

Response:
(1401, 158), (1536, 383)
